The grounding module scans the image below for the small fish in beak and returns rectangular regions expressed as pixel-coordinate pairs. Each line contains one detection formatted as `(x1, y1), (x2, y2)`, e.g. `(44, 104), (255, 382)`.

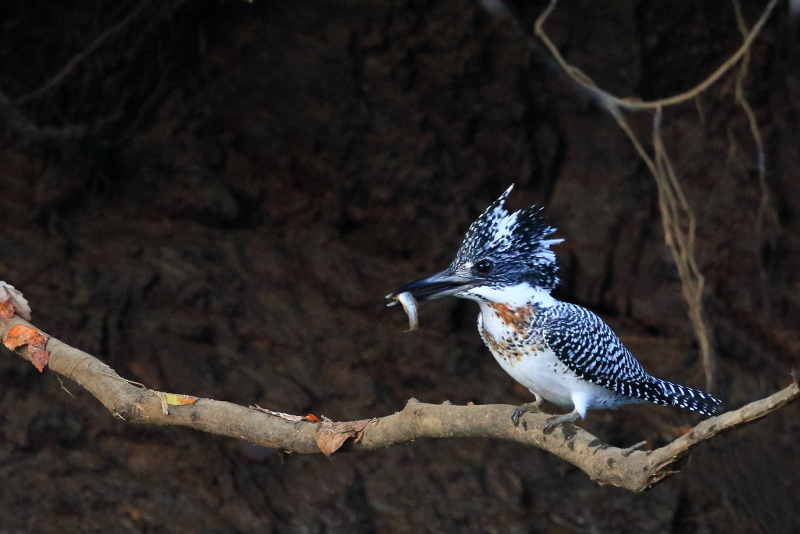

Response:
(392, 292), (419, 331)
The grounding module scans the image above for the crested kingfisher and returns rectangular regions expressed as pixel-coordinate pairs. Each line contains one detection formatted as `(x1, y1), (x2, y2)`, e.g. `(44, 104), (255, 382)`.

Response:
(387, 185), (721, 433)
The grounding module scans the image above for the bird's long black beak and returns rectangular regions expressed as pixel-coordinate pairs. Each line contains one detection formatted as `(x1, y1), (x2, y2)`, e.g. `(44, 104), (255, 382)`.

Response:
(386, 270), (475, 305)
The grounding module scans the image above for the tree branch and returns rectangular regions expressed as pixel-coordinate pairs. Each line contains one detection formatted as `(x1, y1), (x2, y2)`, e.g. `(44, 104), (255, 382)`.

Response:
(1, 314), (797, 492)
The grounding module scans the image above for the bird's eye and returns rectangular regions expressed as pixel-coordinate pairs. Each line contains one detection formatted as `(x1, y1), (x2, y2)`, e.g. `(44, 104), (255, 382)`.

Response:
(473, 259), (494, 275)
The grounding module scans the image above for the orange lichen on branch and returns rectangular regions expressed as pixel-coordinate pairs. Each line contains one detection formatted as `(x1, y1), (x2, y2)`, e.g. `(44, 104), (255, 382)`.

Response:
(3, 324), (51, 371)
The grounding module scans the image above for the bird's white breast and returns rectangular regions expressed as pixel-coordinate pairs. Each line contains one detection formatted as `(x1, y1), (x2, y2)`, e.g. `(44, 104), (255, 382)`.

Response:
(476, 294), (634, 416)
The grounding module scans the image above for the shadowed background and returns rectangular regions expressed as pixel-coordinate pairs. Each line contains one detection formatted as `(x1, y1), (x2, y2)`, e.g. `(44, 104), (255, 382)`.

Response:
(1, 0), (800, 532)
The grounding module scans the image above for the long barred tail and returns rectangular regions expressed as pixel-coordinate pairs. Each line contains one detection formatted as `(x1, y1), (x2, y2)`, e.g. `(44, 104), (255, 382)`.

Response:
(654, 379), (721, 416)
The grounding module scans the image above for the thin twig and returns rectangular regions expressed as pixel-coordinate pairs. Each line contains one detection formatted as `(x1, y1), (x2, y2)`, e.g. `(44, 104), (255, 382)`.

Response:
(651, 108), (715, 390)
(13, 0), (152, 105)
(56, 375), (75, 398)
(732, 0), (776, 318)
(0, 89), (90, 140)
(532, 0), (781, 112)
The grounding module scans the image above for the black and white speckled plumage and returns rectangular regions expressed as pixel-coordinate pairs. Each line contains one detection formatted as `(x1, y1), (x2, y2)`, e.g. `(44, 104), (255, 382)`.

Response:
(538, 303), (719, 415)
(449, 186), (563, 291)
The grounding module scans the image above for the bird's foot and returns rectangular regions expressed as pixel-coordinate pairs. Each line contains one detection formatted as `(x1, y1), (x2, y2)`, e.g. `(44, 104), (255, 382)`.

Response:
(511, 398), (544, 427)
(542, 410), (580, 434)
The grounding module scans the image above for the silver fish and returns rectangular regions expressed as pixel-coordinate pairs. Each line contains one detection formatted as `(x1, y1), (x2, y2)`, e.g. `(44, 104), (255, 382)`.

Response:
(394, 291), (419, 331)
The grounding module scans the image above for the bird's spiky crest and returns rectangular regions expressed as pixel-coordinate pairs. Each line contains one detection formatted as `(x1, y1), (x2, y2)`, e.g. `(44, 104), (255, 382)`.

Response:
(453, 185), (562, 270)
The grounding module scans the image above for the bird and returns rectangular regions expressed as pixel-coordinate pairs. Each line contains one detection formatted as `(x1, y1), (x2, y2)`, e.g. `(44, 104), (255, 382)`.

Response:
(386, 185), (721, 433)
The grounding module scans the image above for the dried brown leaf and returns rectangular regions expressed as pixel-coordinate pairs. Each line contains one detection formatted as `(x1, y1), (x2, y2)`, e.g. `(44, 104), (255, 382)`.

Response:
(314, 419), (373, 457)
(3, 324), (50, 371)
(316, 431), (351, 457)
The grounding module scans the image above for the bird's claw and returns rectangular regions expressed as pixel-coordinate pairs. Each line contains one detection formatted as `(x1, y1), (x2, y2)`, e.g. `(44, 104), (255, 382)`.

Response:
(542, 417), (561, 435)
(511, 407), (525, 427)
(511, 400), (544, 427)
(542, 411), (580, 434)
